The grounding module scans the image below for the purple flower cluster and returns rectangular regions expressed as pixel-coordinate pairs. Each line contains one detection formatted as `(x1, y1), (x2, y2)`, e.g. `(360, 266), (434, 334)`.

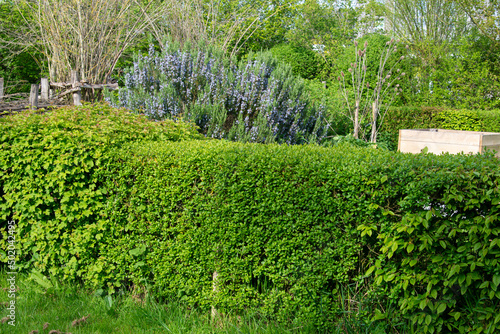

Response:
(108, 44), (325, 144)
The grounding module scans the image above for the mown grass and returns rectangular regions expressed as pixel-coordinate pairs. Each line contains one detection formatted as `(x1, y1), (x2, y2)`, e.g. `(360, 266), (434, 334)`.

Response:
(0, 270), (323, 334)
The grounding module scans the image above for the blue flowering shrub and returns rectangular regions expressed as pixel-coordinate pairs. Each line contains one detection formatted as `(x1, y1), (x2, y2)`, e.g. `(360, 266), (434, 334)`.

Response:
(107, 44), (326, 144)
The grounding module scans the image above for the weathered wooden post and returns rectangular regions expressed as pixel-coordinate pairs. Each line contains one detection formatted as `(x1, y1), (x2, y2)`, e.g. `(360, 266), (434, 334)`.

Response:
(29, 84), (39, 109)
(211, 270), (219, 320)
(71, 70), (82, 106)
(0, 78), (4, 102)
(40, 78), (49, 101)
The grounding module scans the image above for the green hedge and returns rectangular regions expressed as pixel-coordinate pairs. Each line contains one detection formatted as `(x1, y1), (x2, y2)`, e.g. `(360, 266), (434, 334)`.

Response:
(478, 109), (500, 133)
(0, 103), (202, 278)
(269, 43), (321, 80)
(98, 141), (499, 332)
(1, 108), (500, 332)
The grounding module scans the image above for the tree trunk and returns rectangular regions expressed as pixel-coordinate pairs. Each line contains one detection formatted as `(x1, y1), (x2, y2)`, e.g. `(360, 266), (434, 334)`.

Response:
(370, 101), (378, 143)
(354, 100), (360, 139)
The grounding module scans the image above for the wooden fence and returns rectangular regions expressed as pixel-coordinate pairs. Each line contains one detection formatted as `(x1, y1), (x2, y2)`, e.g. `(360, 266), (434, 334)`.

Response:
(0, 70), (118, 112)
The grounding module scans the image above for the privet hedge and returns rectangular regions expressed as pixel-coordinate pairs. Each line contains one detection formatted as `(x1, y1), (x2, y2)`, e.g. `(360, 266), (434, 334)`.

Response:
(1, 109), (499, 332)
(98, 141), (500, 332)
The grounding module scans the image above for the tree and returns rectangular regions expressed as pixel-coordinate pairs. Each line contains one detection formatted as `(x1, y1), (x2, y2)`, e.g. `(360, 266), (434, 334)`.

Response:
(238, 0), (299, 54)
(151, 0), (285, 58)
(337, 35), (405, 141)
(0, 1), (42, 93)
(1, 0), (161, 84)
(454, 0), (500, 44)
(384, 0), (469, 66)
(287, 0), (358, 55)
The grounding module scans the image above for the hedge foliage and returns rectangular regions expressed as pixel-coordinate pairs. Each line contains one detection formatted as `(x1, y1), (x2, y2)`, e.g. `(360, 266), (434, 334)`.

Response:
(0, 103), (202, 278)
(269, 43), (321, 80)
(98, 141), (500, 332)
(1, 107), (500, 332)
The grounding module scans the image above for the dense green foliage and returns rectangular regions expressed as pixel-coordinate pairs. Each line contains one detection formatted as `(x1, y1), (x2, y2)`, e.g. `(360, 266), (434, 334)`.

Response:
(2, 110), (499, 332)
(0, 103), (202, 277)
(269, 44), (321, 80)
(396, 35), (500, 109)
(0, 1), (43, 94)
(365, 155), (500, 333)
(437, 109), (483, 132)
(0, 51), (42, 94)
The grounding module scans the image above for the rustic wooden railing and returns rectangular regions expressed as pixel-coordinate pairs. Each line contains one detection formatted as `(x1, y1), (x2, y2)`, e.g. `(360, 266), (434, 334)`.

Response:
(0, 70), (118, 112)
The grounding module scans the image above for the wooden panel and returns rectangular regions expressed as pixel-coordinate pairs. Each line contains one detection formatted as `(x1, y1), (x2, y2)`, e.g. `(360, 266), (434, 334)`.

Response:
(399, 129), (481, 146)
(481, 134), (500, 146)
(399, 129), (500, 157)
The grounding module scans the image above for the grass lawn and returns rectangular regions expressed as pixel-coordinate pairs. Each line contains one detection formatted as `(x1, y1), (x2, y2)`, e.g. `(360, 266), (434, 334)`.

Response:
(0, 270), (321, 334)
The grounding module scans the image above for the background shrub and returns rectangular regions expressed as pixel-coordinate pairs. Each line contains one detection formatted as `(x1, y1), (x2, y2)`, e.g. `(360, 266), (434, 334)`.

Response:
(303, 79), (351, 137)
(269, 43), (321, 80)
(477, 109), (500, 133)
(107, 43), (326, 144)
(436, 109), (483, 131)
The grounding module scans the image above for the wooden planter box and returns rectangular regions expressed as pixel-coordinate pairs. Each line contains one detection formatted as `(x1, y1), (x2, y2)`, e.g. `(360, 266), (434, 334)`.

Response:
(398, 129), (500, 157)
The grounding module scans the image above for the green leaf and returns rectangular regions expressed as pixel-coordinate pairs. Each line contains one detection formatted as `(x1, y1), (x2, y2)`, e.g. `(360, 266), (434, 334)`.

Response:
(448, 264), (460, 278)
(392, 242), (398, 253)
(129, 245), (146, 257)
(437, 303), (446, 314)
(479, 281), (490, 289)
(133, 261), (145, 269)
(365, 265), (376, 276)
(493, 275), (500, 288)
(385, 273), (396, 282)
(426, 210), (432, 221)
